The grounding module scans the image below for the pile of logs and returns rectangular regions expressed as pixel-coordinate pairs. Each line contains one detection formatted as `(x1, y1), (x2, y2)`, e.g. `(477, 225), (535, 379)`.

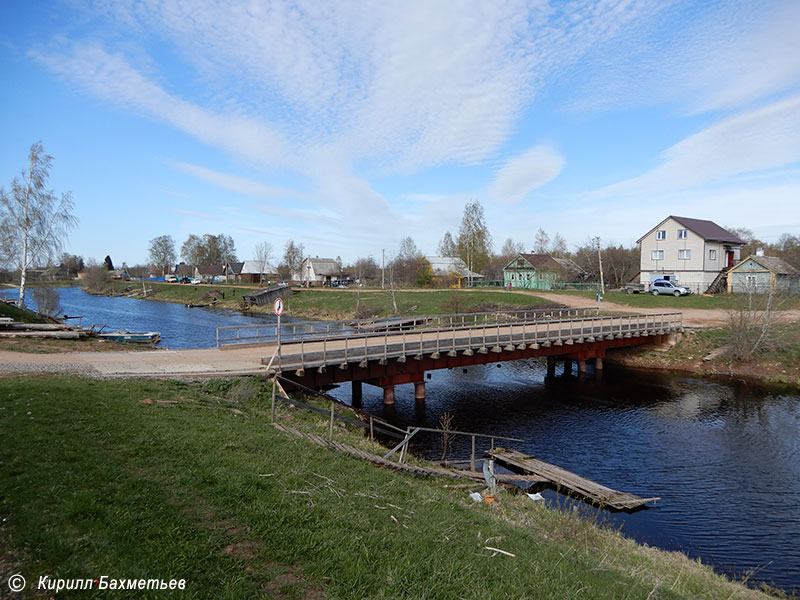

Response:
(0, 318), (90, 339)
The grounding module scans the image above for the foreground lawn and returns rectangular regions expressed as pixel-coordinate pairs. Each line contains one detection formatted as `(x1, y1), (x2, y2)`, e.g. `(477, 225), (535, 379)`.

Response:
(1, 376), (775, 599)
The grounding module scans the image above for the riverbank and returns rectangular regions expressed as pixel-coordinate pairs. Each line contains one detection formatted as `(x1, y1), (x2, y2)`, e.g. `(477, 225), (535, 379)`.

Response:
(605, 325), (800, 387)
(87, 281), (563, 318)
(0, 375), (783, 599)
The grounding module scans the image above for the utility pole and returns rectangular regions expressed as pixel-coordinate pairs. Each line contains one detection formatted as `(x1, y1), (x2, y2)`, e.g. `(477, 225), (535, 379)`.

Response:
(594, 237), (605, 296)
(381, 249), (385, 289)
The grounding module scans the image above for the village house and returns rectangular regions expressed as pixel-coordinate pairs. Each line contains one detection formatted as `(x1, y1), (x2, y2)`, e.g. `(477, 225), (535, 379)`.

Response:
(296, 257), (341, 286)
(227, 260), (278, 284)
(424, 256), (483, 288)
(503, 253), (574, 290)
(727, 252), (800, 294)
(193, 265), (225, 283)
(637, 216), (744, 294)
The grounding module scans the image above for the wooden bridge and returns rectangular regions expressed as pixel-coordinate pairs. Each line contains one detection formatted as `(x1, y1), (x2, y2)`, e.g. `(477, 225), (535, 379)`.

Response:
(219, 308), (683, 405)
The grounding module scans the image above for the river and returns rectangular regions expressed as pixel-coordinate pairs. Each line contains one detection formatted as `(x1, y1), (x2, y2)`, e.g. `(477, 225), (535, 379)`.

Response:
(4, 286), (799, 594)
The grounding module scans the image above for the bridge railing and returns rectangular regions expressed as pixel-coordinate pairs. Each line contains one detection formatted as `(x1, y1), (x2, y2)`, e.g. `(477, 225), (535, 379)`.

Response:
(216, 307), (601, 347)
(263, 312), (682, 372)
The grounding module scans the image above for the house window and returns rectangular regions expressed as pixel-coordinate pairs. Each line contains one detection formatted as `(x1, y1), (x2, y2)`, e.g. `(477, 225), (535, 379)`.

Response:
(656, 230), (666, 240)
(678, 249), (691, 260)
(517, 259), (524, 267)
(651, 250), (664, 260)
(709, 249), (717, 260)
(677, 229), (687, 239)
(510, 274), (515, 280)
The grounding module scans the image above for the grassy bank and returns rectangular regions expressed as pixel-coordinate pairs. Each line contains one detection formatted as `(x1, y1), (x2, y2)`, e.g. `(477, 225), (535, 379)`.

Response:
(1, 376), (780, 599)
(610, 322), (800, 387)
(93, 282), (561, 320)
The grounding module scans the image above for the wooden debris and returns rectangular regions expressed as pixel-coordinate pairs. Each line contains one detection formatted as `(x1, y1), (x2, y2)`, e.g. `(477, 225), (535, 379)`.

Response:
(488, 448), (659, 511)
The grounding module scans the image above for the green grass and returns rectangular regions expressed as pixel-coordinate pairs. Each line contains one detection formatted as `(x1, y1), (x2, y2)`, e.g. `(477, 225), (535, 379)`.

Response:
(0, 376), (777, 599)
(0, 298), (51, 324)
(288, 289), (560, 319)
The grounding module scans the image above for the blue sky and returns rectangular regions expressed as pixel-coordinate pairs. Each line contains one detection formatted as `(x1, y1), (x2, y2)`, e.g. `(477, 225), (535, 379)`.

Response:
(2, 0), (799, 266)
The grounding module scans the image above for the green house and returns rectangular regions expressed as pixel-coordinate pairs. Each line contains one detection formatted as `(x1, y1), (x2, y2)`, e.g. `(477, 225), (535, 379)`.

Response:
(503, 253), (567, 290)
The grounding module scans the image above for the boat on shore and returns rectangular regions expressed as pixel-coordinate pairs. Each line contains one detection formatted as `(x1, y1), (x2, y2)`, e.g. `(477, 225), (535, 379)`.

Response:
(96, 330), (161, 344)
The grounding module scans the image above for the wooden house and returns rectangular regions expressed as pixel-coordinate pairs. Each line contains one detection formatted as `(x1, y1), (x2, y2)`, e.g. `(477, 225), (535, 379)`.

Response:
(503, 254), (568, 290)
(727, 254), (799, 294)
(424, 256), (483, 288)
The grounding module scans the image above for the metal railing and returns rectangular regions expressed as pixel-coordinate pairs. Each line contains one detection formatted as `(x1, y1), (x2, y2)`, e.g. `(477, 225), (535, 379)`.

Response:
(263, 311), (682, 373)
(217, 307), (600, 347)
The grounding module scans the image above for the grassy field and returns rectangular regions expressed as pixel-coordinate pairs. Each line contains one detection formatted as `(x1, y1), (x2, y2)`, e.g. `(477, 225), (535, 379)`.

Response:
(0, 376), (779, 599)
(97, 283), (563, 319)
(288, 288), (561, 319)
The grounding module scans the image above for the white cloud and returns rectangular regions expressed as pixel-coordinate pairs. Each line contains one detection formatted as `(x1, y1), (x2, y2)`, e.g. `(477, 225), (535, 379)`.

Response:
(487, 145), (565, 204)
(34, 44), (290, 166)
(594, 94), (800, 197)
(568, 1), (800, 115)
(170, 162), (302, 200)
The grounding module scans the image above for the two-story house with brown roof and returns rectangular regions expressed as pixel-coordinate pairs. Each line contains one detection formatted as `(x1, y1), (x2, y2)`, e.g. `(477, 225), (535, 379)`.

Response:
(637, 216), (744, 294)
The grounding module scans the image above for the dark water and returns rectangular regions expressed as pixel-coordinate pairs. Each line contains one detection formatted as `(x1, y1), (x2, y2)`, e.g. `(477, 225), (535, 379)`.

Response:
(0, 286), (278, 348)
(4, 286), (799, 593)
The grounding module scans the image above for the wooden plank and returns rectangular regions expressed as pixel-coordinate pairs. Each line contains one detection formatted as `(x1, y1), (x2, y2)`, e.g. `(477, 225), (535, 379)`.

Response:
(488, 448), (659, 510)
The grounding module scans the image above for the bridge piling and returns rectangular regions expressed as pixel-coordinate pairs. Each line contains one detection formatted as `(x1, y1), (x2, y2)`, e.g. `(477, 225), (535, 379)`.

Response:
(352, 380), (362, 407)
(382, 385), (395, 405)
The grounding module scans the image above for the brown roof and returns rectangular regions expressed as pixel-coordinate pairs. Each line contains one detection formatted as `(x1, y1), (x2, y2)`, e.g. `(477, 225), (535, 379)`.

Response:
(507, 254), (565, 273)
(637, 216), (744, 244)
(737, 255), (799, 275)
(195, 265), (225, 276)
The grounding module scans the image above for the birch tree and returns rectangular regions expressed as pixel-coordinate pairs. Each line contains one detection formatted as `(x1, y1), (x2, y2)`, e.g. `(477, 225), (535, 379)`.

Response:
(0, 142), (77, 308)
(455, 200), (492, 285)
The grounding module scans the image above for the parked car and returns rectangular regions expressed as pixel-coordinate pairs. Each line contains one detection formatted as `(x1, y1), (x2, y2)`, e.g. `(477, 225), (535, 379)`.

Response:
(165, 275), (177, 283)
(649, 279), (691, 296)
(179, 276), (192, 284)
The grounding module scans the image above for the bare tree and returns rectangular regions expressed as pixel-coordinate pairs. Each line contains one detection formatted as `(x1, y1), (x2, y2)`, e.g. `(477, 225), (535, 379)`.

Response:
(551, 233), (568, 257)
(181, 233), (237, 265)
(437, 232), (456, 256)
(254, 241), (274, 284)
(727, 287), (784, 361)
(33, 287), (61, 318)
(148, 235), (176, 276)
(533, 228), (550, 254)
(279, 240), (305, 281)
(455, 200), (492, 285)
(500, 238), (524, 261)
(0, 142), (78, 308)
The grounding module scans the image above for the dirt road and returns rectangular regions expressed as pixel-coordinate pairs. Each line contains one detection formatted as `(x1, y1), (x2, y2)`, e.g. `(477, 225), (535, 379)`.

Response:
(521, 291), (800, 328)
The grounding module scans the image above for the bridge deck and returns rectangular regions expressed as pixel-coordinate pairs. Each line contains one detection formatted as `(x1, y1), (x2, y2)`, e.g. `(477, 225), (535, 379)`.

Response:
(488, 448), (659, 511)
(259, 312), (682, 376)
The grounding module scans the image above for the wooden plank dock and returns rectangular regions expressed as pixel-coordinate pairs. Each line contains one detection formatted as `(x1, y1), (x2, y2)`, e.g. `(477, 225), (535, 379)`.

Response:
(488, 448), (659, 511)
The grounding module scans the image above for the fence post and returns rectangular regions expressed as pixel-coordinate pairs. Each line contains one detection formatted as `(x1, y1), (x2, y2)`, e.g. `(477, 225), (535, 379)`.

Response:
(470, 435), (476, 471)
(328, 400), (335, 441)
(271, 376), (276, 423)
(370, 416), (375, 453)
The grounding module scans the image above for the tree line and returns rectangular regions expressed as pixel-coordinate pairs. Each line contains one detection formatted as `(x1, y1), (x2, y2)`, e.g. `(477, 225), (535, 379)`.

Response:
(3, 142), (799, 304)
